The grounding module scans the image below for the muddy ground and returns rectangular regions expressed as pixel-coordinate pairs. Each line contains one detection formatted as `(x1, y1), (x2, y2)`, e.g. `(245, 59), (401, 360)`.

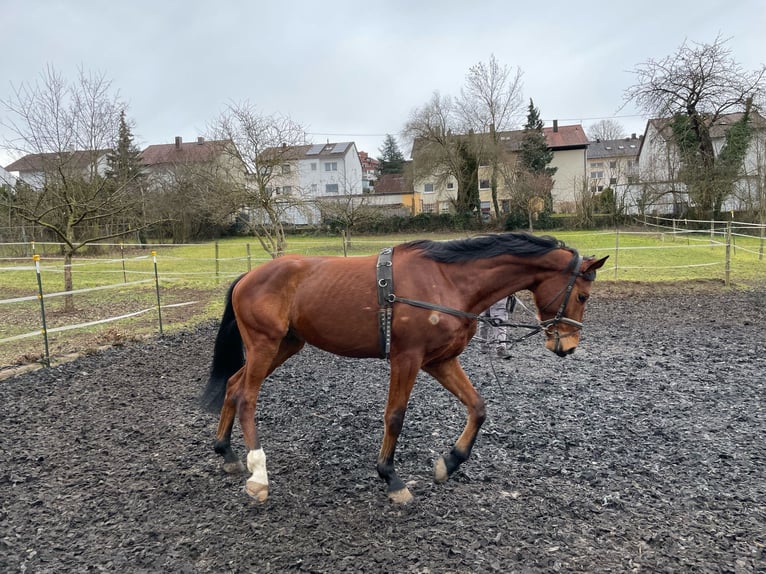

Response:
(1, 283), (765, 573)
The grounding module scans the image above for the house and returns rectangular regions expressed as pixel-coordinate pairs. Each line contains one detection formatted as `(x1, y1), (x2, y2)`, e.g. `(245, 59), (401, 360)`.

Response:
(140, 136), (245, 188)
(410, 121), (589, 216)
(368, 173), (420, 216)
(636, 111), (766, 214)
(587, 134), (641, 192)
(264, 141), (364, 225)
(5, 149), (110, 189)
(358, 151), (380, 192)
(0, 165), (16, 188)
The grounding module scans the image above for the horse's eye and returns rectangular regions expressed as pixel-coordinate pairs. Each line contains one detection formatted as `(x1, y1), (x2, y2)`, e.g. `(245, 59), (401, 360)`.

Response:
(577, 293), (589, 304)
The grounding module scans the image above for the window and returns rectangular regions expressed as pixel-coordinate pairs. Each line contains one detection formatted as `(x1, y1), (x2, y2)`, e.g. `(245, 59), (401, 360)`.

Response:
(282, 185), (292, 194)
(590, 171), (604, 179)
(281, 164), (291, 174)
(591, 162), (604, 168)
(311, 163), (317, 171)
(325, 162), (338, 172)
(479, 179), (490, 189)
(325, 183), (339, 193)
(446, 181), (454, 190)
(422, 202), (435, 213)
(423, 182), (434, 193)
(609, 178), (617, 185)
(310, 183), (317, 194)
(609, 161), (617, 169)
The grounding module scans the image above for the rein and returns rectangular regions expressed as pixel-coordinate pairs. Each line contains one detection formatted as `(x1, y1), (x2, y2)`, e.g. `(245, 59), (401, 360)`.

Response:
(375, 247), (587, 359)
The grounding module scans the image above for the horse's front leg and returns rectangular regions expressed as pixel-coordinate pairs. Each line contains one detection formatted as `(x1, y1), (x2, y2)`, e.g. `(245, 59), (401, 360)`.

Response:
(376, 355), (420, 504)
(422, 358), (486, 483)
(214, 368), (246, 474)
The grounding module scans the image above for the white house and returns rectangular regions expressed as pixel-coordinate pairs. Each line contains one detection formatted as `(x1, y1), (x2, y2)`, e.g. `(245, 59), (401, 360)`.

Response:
(266, 141), (364, 225)
(4, 149), (110, 190)
(636, 111), (766, 215)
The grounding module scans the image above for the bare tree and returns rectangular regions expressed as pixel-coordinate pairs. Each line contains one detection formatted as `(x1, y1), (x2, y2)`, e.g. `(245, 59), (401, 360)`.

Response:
(458, 54), (524, 217)
(586, 119), (626, 141)
(315, 194), (381, 255)
(210, 102), (307, 258)
(625, 35), (766, 218)
(1, 65), (147, 311)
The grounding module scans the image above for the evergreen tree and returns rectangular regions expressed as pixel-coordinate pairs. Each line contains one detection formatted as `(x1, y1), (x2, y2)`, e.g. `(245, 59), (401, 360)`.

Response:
(377, 134), (405, 174)
(106, 110), (145, 187)
(519, 99), (556, 176)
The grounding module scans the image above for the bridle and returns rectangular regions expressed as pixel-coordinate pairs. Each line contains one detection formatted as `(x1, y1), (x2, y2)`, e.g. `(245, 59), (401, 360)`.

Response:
(375, 248), (591, 357)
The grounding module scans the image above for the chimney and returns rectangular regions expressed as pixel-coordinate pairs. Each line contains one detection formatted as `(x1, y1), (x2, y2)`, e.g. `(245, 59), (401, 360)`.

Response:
(631, 133), (637, 140)
(174, 136), (182, 149)
(553, 120), (559, 133)
(197, 136), (205, 145)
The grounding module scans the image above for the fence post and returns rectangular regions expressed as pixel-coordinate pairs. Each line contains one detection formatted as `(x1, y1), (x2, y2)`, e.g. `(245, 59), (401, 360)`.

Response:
(215, 241), (220, 281)
(33, 254), (51, 367)
(613, 228), (619, 280)
(120, 242), (127, 283)
(246, 243), (252, 271)
(152, 250), (164, 336)
(724, 220), (731, 287)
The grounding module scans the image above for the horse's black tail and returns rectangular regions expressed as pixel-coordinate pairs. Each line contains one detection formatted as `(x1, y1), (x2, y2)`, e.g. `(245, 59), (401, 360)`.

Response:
(201, 275), (246, 413)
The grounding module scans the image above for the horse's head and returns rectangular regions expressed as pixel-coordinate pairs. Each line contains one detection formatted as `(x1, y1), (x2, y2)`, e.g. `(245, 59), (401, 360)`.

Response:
(532, 252), (608, 357)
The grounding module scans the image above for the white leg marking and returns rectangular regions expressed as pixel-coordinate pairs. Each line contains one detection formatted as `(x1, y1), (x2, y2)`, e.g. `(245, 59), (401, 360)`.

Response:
(246, 448), (269, 485)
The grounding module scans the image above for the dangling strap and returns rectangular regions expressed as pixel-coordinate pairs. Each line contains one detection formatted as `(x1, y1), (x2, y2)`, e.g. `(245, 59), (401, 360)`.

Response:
(376, 248), (394, 359)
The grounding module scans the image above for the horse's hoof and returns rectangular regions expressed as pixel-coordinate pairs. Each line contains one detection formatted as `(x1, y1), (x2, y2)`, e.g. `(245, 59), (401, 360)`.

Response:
(434, 456), (449, 483)
(388, 487), (413, 505)
(245, 480), (269, 502)
(223, 460), (246, 474)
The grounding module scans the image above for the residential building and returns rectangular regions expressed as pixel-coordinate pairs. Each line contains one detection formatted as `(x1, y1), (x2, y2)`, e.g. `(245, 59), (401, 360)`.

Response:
(5, 149), (110, 189)
(265, 141), (364, 225)
(358, 151), (380, 192)
(636, 111), (766, 214)
(587, 134), (641, 192)
(410, 121), (589, 217)
(140, 136), (246, 188)
(368, 173), (420, 216)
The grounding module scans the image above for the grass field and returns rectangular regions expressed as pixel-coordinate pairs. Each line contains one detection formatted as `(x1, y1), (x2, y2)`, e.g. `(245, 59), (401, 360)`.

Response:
(1, 228), (765, 370)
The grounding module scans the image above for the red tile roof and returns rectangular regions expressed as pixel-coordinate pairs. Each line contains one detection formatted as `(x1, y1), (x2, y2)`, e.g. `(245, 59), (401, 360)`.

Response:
(373, 173), (413, 194)
(542, 124), (588, 149)
(140, 138), (231, 166)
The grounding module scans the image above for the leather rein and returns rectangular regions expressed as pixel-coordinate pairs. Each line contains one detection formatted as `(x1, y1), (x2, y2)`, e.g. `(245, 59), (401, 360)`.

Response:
(375, 247), (589, 359)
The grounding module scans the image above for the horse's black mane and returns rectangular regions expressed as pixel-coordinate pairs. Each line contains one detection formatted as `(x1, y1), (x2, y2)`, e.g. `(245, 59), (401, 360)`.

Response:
(401, 232), (569, 263)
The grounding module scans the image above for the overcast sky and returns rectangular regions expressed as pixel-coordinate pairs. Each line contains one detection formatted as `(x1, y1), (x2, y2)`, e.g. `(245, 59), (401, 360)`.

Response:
(1, 0), (764, 167)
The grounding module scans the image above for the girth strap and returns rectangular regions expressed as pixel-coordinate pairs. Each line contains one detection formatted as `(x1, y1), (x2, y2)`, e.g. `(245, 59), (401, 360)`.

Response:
(376, 248), (394, 359)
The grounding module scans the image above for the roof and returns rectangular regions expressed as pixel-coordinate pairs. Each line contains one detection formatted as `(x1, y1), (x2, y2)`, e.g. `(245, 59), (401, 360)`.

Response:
(642, 110), (766, 148)
(587, 136), (642, 160)
(5, 149), (110, 173)
(140, 137), (232, 166)
(413, 123), (588, 157)
(262, 141), (356, 162)
(542, 124), (588, 149)
(373, 173), (413, 194)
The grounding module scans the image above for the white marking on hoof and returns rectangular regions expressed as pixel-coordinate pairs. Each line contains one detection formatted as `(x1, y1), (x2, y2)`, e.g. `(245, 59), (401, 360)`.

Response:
(246, 448), (269, 482)
(388, 487), (413, 504)
(428, 313), (440, 325)
(223, 460), (246, 474)
(434, 456), (449, 483)
(245, 480), (269, 502)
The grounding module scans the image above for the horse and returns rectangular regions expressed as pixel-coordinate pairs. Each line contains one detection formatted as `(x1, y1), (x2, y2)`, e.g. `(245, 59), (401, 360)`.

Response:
(201, 232), (608, 504)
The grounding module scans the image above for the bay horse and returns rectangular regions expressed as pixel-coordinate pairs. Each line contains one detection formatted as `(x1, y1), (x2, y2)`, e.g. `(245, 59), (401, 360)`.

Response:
(201, 232), (607, 504)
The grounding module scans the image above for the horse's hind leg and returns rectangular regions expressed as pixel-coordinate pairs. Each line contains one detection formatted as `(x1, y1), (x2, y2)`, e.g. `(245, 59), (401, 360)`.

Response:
(214, 368), (246, 474)
(422, 358), (486, 483)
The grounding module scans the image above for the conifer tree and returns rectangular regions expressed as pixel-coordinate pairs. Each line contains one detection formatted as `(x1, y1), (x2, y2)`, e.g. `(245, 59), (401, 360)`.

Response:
(106, 110), (145, 187)
(519, 99), (556, 176)
(377, 134), (405, 174)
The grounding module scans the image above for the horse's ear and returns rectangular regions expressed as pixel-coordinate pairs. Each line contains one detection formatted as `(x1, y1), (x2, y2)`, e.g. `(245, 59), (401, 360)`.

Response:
(584, 256), (609, 273)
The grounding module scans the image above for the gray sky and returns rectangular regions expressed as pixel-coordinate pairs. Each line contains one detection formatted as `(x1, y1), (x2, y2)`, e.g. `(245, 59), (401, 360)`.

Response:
(1, 0), (764, 167)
